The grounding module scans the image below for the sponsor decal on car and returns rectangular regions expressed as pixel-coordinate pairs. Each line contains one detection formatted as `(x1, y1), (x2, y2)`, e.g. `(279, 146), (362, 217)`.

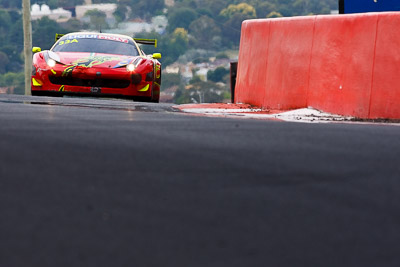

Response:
(64, 34), (129, 43)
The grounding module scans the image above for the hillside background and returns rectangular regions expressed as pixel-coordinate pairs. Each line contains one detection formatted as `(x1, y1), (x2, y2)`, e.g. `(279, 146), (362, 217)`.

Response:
(0, 0), (337, 103)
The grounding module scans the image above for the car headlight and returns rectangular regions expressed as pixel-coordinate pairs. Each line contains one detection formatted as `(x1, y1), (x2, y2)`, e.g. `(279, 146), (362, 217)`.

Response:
(45, 51), (61, 68)
(47, 58), (57, 68)
(126, 64), (135, 72)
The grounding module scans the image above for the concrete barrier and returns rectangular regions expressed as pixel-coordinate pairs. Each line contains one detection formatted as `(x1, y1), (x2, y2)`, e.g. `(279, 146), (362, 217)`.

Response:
(235, 12), (400, 119)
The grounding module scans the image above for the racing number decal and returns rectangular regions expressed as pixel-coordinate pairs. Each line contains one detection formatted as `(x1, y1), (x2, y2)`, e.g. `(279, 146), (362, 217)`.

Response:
(58, 39), (78, 46)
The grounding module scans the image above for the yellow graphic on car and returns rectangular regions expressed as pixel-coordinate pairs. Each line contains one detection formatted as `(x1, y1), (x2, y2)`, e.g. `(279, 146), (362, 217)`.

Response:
(62, 55), (122, 77)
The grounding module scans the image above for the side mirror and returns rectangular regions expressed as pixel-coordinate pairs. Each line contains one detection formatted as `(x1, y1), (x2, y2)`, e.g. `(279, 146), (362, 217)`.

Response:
(32, 47), (42, 53)
(152, 53), (161, 59)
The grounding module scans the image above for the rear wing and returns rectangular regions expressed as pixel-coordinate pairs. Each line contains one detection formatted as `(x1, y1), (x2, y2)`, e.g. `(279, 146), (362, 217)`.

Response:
(134, 38), (158, 48)
(55, 33), (65, 41)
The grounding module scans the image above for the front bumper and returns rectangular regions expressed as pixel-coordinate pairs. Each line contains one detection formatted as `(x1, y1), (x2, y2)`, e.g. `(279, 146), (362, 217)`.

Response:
(31, 65), (153, 98)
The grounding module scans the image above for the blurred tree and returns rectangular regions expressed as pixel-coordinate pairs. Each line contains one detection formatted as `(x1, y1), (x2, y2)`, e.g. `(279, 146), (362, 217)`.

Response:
(166, 28), (189, 61)
(0, 10), (11, 47)
(207, 67), (229, 83)
(113, 4), (129, 23)
(219, 3), (256, 47)
(85, 9), (108, 30)
(204, 0), (227, 17)
(134, 28), (188, 66)
(32, 17), (64, 50)
(162, 73), (181, 90)
(0, 0), (21, 8)
(58, 0), (84, 7)
(92, 0), (117, 3)
(255, 2), (277, 18)
(0, 45), (23, 72)
(8, 18), (24, 67)
(220, 3), (256, 19)
(221, 13), (247, 47)
(267, 11), (283, 18)
(189, 16), (221, 47)
(114, 0), (164, 20)
(0, 72), (25, 94)
(0, 52), (9, 74)
(60, 18), (87, 32)
(46, 0), (59, 9)
(167, 7), (197, 33)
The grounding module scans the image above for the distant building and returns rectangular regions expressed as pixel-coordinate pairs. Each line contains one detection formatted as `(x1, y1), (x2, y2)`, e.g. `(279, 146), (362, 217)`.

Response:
(196, 68), (209, 81)
(76, 3), (117, 27)
(75, 4), (117, 20)
(109, 16), (168, 35)
(31, 4), (72, 22)
(165, 0), (175, 7)
(0, 87), (14, 94)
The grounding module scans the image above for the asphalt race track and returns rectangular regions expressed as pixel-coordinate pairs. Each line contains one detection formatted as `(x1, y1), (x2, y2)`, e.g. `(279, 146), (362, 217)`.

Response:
(0, 94), (399, 267)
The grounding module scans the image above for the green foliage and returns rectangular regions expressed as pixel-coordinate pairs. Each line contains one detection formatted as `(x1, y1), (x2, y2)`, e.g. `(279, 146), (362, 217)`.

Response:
(32, 17), (65, 50)
(56, 0), (84, 6)
(0, 0), (21, 9)
(189, 16), (221, 48)
(192, 58), (208, 64)
(217, 3), (258, 48)
(167, 7), (198, 33)
(0, 9), (23, 73)
(167, 28), (189, 62)
(221, 12), (248, 47)
(134, 28), (189, 66)
(216, 52), (229, 59)
(207, 67), (229, 83)
(0, 51), (9, 74)
(0, 72), (25, 94)
(113, 5), (128, 23)
(59, 18), (87, 33)
(85, 9), (108, 30)
(0, 10), (11, 47)
(116, 0), (165, 20)
(29, 0), (85, 7)
(162, 73), (181, 90)
(267, 11), (283, 18)
(220, 3), (256, 19)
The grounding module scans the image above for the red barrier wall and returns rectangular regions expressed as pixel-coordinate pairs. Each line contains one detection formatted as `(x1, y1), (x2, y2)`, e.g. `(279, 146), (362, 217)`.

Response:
(235, 12), (400, 119)
(308, 14), (378, 118)
(264, 16), (314, 110)
(369, 13), (400, 119)
(235, 20), (270, 107)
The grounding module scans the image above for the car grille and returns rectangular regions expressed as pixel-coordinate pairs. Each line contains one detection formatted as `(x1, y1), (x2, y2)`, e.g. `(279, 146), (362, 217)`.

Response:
(49, 76), (130, 89)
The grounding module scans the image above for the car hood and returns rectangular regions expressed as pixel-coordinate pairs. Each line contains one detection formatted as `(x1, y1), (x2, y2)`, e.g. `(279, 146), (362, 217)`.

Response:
(53, 52), (138, 69)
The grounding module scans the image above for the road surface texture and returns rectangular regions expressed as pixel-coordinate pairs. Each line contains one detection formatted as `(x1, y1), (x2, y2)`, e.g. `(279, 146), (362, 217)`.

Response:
(0, 94), (399, 267)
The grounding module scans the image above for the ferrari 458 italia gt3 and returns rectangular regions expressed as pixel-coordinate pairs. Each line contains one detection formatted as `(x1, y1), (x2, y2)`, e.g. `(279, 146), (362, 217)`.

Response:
(31, 32), (162, 102)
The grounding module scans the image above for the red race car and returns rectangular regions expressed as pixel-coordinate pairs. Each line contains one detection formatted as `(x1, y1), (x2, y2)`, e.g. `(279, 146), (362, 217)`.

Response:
(31, 32), (162, 102)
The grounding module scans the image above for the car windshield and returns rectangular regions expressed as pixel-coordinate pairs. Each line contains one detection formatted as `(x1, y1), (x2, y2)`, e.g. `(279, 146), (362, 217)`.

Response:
(52, 37), (139, 56)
